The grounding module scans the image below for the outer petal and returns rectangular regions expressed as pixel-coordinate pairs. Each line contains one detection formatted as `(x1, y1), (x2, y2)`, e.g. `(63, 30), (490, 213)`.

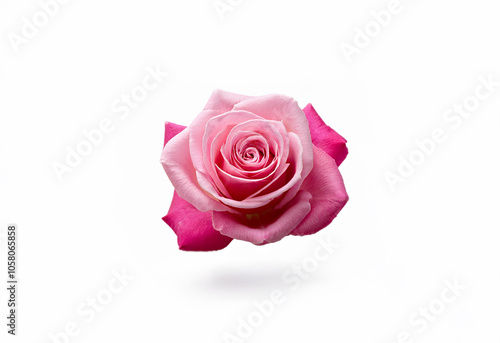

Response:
(291, 146), (348, 236)
(164, 122), (186, 147)
(161, 128), (230, 212)
(188, 109), (223, 175)
(163, 192), (232, 251)
(303, 104), (348, 166)
(212, 190), (312, 245)
(203, 89), (253, 112)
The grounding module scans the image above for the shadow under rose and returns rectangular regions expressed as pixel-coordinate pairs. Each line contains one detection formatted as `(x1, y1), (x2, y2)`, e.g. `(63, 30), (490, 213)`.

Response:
(194, 267), (288, 295)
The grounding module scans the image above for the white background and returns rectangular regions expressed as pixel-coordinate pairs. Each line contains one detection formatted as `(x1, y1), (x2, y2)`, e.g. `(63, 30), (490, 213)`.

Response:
(1, 0), (499, 342)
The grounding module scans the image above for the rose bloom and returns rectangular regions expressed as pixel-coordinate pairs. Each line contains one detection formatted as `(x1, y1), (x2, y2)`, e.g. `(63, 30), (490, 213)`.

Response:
(160, 90), (348, 251)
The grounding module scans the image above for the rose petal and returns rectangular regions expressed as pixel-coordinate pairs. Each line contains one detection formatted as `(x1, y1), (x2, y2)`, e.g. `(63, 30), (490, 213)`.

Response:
(161, 128), (231, 213)
(266, 132), (304, 208)
(196, 171), (275, 209)
(212, 190), (312, 245)
(188, 109), (222, 175)
(163, 192), (232, 251)
(164, 122), (186, 147)
(203, 89), (253, 113)
(216, 162), (290, 200)
(303, 104), (348, 166)
(291, 146), (349, 236)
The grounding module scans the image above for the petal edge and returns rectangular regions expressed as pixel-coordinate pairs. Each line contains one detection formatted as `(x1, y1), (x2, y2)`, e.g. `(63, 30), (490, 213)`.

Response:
(163, 192), (232, 251)
(303, 104), (348, 166)
(291, 146), (348, 236)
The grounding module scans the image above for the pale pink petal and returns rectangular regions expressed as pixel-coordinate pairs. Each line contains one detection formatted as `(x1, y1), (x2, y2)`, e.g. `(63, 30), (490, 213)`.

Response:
(188, 109), (221, 175)
(203, 89), (253, 112)
(291, 146), (349, 236)
(212, 190), (312, 245)
(196, 171), (275, 210)
(163, 192), (232, 251)
(261, 132), (303, 206)
(160, 128), (229, 212)
(215, 162), (289, 200)
(303, 104), (348, 166)
(164, 122), (186, 147)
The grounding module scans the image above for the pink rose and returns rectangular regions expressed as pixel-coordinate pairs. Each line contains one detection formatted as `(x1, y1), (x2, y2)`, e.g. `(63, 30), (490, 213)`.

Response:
(160, 90), (348, 251)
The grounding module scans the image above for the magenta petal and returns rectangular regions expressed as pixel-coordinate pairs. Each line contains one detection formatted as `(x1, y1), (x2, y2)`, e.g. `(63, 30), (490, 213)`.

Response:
(291, 146), (348, 236)
(303, 104), (348, 166)
(164, 122), (186, 147)
(163, 192), (233, 251)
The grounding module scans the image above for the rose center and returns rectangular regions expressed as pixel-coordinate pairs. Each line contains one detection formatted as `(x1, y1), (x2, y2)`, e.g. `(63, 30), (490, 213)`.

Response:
(241, 147), (263, 162)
